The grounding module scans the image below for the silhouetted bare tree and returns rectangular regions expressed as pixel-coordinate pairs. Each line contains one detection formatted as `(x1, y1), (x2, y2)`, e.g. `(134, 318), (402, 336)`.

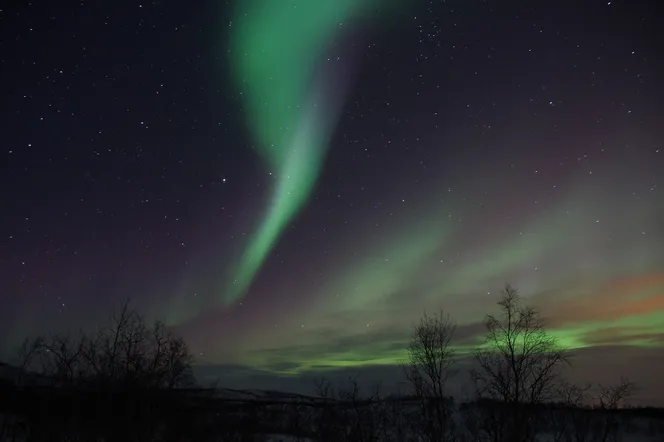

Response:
(594, 377), (637, 442)
(14, 338), (42, 385)
(27, 299), (195, 390)
(313, 377), (343, 442)
(548, 377), (638, 442)
(312, 375), (383, 442)
(471, 285), (568, 442)
(8, 300), (197, 441)
(79, 300), (194, 389)
(550, 380), (594, 442)
(404, 310), (457, 442)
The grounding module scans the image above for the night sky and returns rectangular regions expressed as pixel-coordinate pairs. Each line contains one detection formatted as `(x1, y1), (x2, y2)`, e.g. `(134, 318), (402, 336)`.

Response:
(1, 0), (663, 403)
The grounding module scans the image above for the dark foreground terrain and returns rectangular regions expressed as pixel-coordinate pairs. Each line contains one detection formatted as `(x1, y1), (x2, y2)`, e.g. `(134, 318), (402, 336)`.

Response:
(1, 380), (664, 442)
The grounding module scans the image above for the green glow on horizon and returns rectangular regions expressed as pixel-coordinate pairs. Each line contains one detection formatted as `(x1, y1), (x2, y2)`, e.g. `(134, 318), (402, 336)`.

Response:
(239, 305), (664, 375)
(218, 178), (664, 373)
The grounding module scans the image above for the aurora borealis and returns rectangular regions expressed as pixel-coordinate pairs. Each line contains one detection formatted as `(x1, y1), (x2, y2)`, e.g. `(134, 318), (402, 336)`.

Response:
(226, 0), (375, 303)
(1, 0), (663, 403)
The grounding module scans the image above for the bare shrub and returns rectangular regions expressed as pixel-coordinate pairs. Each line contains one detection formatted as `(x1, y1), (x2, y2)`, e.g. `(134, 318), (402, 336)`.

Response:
(550, 381), (594, 442)
(404, 310), (457, 442)
(312, 376), (382, 442)
(593, 377), (637, 442)
(10, 299), (196, 441)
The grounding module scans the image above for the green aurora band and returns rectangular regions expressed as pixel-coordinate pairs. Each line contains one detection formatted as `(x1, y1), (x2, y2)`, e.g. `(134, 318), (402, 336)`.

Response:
(203, 2), (664, 379)
(211, 156), (664, 374)
(226, 0), (406, 304)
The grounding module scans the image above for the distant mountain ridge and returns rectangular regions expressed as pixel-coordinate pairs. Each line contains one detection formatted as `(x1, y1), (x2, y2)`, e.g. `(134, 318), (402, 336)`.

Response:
(0, 361), (320, 402)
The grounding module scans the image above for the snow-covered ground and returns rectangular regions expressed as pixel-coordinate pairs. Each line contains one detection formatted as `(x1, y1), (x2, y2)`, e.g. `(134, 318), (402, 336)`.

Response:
(1, 387), (663, 441)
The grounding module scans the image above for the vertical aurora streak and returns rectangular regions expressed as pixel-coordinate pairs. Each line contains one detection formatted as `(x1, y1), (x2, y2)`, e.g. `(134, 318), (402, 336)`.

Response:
(226, 0), (397, 304)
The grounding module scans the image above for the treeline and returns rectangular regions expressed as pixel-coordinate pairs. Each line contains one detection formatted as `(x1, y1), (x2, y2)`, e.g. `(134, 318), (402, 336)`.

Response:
(0, 300), (205, 441)
(0, 287), (663, 441)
